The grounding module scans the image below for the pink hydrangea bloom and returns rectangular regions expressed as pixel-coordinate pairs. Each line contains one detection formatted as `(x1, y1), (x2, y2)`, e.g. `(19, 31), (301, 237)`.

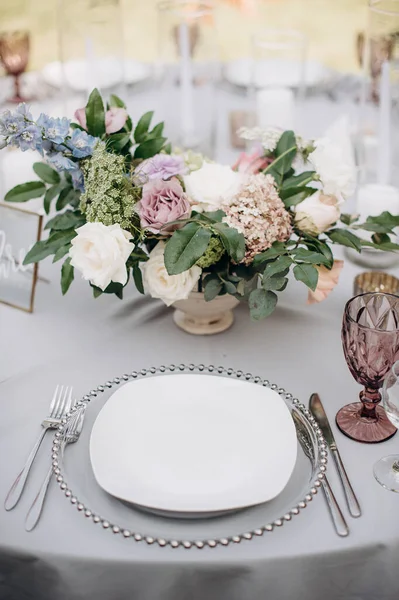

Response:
(222, 173), (292, 264)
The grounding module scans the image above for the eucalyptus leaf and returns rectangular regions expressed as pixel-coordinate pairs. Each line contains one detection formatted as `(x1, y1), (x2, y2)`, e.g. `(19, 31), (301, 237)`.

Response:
(357, 211), (399, 234)
(33, 163), (60, 185)
(293, 263), (318, 291)
(252, 242), (288, 266)
(249, 289), (278, 320)
(5, 181), (46, 203)
(204, 274), (223, 301)
(164, 223), (212, 275)
(262, 275), (288, 291)
(85, 88), (105, 137)
(61, 258), (74, 295)
(23, 241), (55, 265)
(263, 255), (292, 278)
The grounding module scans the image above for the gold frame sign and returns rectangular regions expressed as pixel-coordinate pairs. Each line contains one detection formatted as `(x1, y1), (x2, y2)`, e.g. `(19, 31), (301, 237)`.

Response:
(0, 202), (43, 313)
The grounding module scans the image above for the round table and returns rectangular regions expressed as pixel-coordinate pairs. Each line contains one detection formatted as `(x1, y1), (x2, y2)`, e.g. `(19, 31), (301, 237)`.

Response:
(1, 87), (399, 600)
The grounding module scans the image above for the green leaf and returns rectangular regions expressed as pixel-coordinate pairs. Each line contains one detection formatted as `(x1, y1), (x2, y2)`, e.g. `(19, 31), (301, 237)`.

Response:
(132, 263), (144, 294)
(361, 239), (399, 251)
(281, 188), (314, 206)
(164, 223), (212, 275)
(203, 210), (225, 222)
(340, 213), (359, 226)
(252, 242), (288, 266)
(263, 255), (292, 278)
(56, 187), (79, 211)
(249, 289), (278, 320)
(292, 248), (330, 266)
(163, 142), (172, 154)
(109, 94), (126, 108)
(134, 137), (166, 160)
(53, 245), (71, 262)
(281, 171), (316, 191)
(303, 235), (334, 268)
(357, 211), (399, 234)
(101, 281), (124, 299)
(146, 122), (164, 139)
(213, 222), (245, 263)
(23, 241), (55, 265)
(327, 228), (362, 252)
(134, 111), (154, 143)
(203, 274), (223, 301)
(5, 181), (46, 203)
(33, 162), (60, 185)
(107, 132), (131, 152)
(85, 88), (105, 137)
(44, 184), (63, 214)
(92, 286), (103, 298)
(293, 263), (319, 291)
(61, 258), (74, 295)
(45, 210), (85, 231)
(264, 131), (297, 185)
(262, 275), (288, 291)
(223, 281), (237, 294)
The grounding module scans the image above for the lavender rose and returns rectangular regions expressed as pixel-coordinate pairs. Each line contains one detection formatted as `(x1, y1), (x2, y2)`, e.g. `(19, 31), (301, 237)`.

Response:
(138, 178), (191, 234)
(138, 153), (186, 181)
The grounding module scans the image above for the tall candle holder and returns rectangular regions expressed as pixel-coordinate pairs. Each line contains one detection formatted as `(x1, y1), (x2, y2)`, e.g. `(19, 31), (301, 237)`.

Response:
(156, 1), (219, 156)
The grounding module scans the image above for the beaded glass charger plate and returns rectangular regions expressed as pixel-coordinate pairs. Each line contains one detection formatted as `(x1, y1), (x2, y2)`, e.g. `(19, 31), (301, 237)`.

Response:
(51, 365), (327, 550)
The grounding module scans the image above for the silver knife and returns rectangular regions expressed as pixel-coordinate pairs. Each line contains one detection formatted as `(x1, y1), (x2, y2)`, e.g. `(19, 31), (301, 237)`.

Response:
(309, 393), (361, 518)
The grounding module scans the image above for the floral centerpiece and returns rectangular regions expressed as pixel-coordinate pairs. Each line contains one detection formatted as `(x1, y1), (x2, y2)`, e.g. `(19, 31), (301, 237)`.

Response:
(1, 89), (398, 325)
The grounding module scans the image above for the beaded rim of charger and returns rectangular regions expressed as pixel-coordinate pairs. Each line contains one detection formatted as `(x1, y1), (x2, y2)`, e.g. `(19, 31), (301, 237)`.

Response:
(50, 364), (328, 550)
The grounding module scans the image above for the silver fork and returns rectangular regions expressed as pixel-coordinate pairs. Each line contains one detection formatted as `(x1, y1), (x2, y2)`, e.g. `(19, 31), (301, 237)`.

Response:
(4, 385), (73, 511)
(25, 406), (86, 531)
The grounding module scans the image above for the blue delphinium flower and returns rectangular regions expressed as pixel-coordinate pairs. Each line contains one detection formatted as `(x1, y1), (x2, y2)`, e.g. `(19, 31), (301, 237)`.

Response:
(11, 124), (43, 153)
(47, 152), (78, 172)
(37, 114), (70, 145)
(68, 129), (97, 159)
(15, 103), (33, 120)
(0, 109), (25, 137)
(70, 168), (85, 192)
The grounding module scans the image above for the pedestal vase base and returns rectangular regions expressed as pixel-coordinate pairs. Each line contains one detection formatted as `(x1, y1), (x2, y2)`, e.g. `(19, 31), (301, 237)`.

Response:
(336, 402), (397, 443)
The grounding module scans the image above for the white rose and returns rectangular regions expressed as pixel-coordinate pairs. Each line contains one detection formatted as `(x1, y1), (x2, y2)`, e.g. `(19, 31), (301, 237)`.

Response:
(142, 242), (201, 306)
(309, 137), (356, 199)
(184, 162), (242, 212)
(294, 191), (341, 235)
(69, 223), (133, 291)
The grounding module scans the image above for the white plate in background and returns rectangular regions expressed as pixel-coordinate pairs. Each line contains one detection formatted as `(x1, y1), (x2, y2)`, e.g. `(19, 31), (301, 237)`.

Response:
(224, 57), (334, 89)
(42, 58), (152, 91)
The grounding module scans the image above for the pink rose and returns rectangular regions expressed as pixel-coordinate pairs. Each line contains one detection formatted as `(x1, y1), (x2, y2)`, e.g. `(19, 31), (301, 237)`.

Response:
(308, 260), (344, 305)
(74, 106), (128, 134)
(232, 148), (270, 174)
(138, 178), (191, 234)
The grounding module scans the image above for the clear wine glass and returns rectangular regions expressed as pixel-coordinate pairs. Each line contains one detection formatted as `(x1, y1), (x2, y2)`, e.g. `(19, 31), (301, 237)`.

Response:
(374, 361), (399, 491)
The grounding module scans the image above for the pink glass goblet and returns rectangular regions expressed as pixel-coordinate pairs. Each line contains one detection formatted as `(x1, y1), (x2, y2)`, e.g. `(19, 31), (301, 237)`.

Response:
(337, 292), (399, 443)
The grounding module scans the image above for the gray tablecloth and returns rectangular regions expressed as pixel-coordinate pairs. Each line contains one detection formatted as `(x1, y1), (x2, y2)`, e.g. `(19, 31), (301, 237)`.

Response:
(1, 88), (399, 600)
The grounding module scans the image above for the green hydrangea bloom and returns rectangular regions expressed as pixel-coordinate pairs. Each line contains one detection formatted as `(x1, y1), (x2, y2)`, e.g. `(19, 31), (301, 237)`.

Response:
(196, 237), (225, 269)
(80, 143), (137, 230)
